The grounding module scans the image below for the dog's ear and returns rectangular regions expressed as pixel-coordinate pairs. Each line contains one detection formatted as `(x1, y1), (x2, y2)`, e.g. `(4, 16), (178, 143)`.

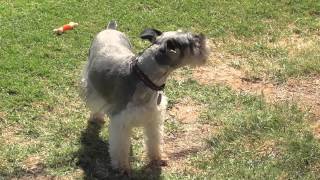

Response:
(140, 28), (162, 43)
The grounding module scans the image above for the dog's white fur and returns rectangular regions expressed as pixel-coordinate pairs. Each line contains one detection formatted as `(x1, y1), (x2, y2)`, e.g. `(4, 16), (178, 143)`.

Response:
(107, 94), (167, 170)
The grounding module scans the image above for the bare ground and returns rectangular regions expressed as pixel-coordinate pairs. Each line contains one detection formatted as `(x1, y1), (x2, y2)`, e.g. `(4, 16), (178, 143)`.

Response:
(193, 65), (320, 119)
(163, 97), (218, 173)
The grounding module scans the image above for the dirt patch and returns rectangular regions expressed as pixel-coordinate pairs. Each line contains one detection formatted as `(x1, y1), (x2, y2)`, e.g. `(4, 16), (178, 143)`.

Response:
(1, 124), (41, 147)
(193, 64), (243, 88)
(11, 175), (55, 180)
(274, 34), (320, 57)
(192, 39), (248, 89)
(163, 97), (218, 173)
(22, 156), (44, 174)
(194, 62), (320, 119)
(256, 140), (281, 158)
(313, 122), (320, 140)
(10, 155), (56, 180)
(169, 97), (202, 124)
(0, 111), (7, 121)
(276, 77), (320, 117)
(2, 125), (22, 144)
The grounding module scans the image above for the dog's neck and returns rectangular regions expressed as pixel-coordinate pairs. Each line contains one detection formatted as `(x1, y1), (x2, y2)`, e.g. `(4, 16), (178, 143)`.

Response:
(136, 56), (173, 87)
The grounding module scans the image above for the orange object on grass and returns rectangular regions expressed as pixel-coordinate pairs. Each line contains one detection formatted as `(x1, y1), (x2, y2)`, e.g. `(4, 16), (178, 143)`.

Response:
(54, 22), (78, 35)
(62, 24), (74, 31)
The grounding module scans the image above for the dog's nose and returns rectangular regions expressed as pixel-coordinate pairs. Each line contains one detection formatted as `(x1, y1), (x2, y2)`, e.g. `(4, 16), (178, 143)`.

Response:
(193, 34), (206, 48)
(193, 33), (206, 48)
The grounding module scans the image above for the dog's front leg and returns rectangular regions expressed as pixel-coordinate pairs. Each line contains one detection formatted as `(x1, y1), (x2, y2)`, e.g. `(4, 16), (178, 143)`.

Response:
(144, 115), (167, 167)
(108, 117), (131, 174)
(89, 112), (105, 124)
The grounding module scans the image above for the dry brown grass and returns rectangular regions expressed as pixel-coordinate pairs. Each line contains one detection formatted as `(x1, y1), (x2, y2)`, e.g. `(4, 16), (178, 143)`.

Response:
(273, 34), (320, 58)
(163, 97), (218, 173)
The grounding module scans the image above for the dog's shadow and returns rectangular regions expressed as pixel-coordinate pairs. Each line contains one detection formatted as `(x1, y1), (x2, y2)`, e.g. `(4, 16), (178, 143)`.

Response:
(78, 121), (161, 180)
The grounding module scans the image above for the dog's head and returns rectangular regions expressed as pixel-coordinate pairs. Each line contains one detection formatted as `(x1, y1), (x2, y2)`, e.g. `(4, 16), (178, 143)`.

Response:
(140, 29), (209, 69)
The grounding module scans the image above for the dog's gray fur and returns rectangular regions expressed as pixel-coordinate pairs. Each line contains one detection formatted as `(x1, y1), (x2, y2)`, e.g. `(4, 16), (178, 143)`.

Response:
(83, 21), (136, 115)
(81, 20), (209, 173)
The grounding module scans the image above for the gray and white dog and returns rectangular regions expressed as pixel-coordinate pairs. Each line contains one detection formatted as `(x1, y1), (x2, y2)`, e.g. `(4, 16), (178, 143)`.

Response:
(81, 20), (208, 174)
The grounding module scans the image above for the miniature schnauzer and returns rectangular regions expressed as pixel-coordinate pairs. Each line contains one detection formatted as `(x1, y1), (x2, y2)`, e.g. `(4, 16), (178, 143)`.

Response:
(81, 20), (208, 174)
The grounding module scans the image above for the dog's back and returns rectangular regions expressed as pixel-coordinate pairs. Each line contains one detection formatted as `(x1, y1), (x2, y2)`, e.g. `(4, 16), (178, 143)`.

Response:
(82, 21), (137, 115)
(89, 21), (133, 62)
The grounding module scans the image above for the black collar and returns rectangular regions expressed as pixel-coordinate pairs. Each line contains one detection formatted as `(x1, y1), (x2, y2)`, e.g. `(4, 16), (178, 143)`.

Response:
(131, 57), (165, 91)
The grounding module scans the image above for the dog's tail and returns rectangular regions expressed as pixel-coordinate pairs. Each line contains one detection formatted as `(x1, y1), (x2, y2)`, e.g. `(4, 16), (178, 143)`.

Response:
(106, 20), (117, 30)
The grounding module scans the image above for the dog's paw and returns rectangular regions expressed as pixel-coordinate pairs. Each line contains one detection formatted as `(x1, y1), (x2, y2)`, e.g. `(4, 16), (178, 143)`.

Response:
(148, 159), (168, 167)
(119, 168), (131, 177)
(111, 162), (131, 177)
(89, 113), (105, 124)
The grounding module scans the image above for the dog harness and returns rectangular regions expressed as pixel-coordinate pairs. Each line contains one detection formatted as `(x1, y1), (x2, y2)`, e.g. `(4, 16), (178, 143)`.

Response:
(131, 57), (165, 91)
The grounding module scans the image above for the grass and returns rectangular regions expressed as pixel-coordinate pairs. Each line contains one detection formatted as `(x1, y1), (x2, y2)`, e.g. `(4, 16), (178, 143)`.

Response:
(0, 0), (319, 179)
(222, 32), (320, 82)
(166, 80), (320, 179)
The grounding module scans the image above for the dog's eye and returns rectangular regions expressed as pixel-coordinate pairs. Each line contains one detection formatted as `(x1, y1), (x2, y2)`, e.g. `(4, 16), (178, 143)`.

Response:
(166, 39), (176, 51)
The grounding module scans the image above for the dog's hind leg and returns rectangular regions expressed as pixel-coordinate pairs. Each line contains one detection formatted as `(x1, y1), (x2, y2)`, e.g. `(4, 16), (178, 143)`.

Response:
(108, 115), (132, 174)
